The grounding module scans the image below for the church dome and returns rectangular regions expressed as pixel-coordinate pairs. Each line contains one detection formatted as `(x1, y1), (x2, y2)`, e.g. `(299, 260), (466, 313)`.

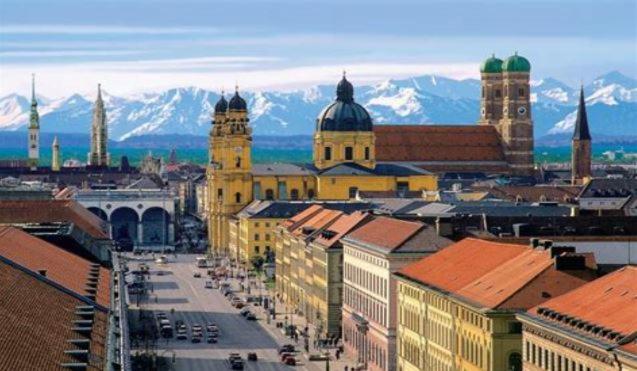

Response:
(316, 74), (373, 132)
(480, 55), (503, 73)
(502, 53), (531, 73)
(228, 90), (247, 111)
(214, 94), (228, 113)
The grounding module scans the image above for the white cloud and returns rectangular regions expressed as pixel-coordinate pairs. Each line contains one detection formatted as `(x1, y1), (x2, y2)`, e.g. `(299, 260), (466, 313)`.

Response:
(0, 60), (478, 98)
(0, 50), (142, 57)
(0, 24), (219, 35)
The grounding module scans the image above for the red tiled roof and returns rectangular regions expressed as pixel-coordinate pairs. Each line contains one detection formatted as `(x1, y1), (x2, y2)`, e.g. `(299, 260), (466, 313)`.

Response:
(0, 199), (108, 239)
(399, 238), (526, 292)
(0, 259), (108, 371)
(0, 226), (111, 307)
(374, 125), (505, 162)
(399, 238), (595, 309)
(345, 216), (424, 251)
(529, 266), (637, 337)
(291, 209), (342, 238)
(281, 204), (324, 231)
(313, 211), (371, 248)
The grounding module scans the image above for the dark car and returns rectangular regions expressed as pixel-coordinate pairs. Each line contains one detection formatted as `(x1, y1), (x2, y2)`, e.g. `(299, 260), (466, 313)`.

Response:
(247, 352), (258, 361)
(230, 360), (244, 370)
(245, 313), (257, 321)
(207, 336), (217, 344)
(278, 344), (295, 354)
(283, 357), (296, 366)
(191, 336), (202, 343)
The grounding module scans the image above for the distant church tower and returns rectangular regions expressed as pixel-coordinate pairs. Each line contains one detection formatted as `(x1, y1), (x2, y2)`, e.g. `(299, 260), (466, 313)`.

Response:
(571, 87), (592, 185)
(51, 136), (61, 171)
(27, 74), (40, 170)
(479, 53), (534, 176)
(207, 88), (253, 255)
(88, 84), (110, 167)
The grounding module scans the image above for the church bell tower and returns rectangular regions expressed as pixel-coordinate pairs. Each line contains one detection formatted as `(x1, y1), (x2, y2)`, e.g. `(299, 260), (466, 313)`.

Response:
(27, 74), (40, 170)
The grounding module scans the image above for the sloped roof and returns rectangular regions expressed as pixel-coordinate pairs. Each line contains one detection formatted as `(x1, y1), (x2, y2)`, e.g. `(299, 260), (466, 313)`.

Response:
(529, 266), (637, 338)
(0, 199), (108, 239)
(280, 204), (325, 231)
(315, 162), (430, 176)
(374, 125), (505, 162)
(252, 163), (317, 176)
(474, 185), (581, 203)
(291, 209), (342, 238)
(313, 211), (371, 248)
(344, 216), (424, 251)
(0, 226), (111, 307)
(0, 258), (108, 371)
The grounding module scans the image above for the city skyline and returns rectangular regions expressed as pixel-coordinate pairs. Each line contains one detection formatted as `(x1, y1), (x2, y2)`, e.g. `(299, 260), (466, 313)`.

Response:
(1, 0), (635, 98)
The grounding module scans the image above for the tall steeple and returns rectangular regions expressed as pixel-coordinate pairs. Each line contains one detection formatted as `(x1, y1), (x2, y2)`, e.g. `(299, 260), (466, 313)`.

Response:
(28, 74), (40, 169)
(51, 136), (61, 171)
(571, 86), (592, 184)
(88, 83), (110, 167)
(572, 86), (591, 140)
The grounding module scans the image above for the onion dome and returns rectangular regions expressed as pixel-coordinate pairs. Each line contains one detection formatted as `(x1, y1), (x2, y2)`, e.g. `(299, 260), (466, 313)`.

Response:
(502, 52), (531, 73)
(228, 88), (247, 111)
(316, 73), (373, 132)
(480, 54), (503, 73)
(214, 93), (228, 113)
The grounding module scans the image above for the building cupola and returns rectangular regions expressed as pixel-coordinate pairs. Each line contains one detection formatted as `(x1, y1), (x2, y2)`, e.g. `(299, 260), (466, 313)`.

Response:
(214, 92), (228, 114)
(228, 87), (247, 111)
(502, 52), (531, 73)
(316, 72), (373, 132)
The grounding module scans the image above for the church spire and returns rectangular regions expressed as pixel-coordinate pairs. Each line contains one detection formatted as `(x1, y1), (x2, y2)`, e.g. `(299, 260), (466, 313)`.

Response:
(572, 86), (591, 141)
(31, 73), (37, 106)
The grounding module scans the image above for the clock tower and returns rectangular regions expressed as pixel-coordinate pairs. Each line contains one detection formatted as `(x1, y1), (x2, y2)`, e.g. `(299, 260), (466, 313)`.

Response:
(207, 88), (253, 256)
(27, 74), (40, 170)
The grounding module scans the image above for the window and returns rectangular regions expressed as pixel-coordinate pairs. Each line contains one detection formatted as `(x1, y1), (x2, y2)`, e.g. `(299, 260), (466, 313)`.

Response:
(364, 147), (370, 160)
(265, 234), (270, 241)
(349, 187), (358, 199)
(324, 146), (332, 160)
(508, 322), (522, 334)
(278, 181), (287, 199)
(254, 234), (260, 241)
(265, 189), (274, 200)
(253, 182), (262, 200)
(235, 192), (241, 203)
(518, 88), (525, 97)
(308, 189), (315, 199)
(508, 353), (522, 371)
(255, 246), (260, 254)
(217, 188), (223, 197)
(236, 156), (241, 168)
(495, 89), (502, 98)
(290, 189), (299, 200)
(345, 146), (354, 160)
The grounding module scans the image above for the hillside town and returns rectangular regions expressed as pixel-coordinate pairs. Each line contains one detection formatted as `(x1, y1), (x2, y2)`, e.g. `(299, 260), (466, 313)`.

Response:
(0, 48), (636, 371)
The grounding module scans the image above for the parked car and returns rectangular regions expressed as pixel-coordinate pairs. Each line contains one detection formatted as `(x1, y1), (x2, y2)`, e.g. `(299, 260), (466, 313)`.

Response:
(283, 357), (297, 366)
(280, 352), (294, 362)
(207, 336), (218, 344)
(247, 352), (258, 361)
(160, 325), (173, 338)
(205, 280), (213, 289)
(191, 336), (202, 343)
(193, 271), (202, 278)
(176, 332), (187, 340)
(245, 313), (257, 321)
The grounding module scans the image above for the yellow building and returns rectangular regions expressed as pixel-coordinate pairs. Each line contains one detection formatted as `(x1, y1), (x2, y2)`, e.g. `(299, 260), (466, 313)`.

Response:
(394, 238), (597, 371)
(207, 78), (438, 256)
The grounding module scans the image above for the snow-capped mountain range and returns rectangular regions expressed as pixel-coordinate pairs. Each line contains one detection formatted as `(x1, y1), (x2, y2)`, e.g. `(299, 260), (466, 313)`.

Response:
(0, 71), (635, 142)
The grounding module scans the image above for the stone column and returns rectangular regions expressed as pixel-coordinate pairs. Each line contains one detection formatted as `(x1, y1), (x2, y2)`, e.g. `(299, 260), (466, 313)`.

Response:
(137, 222), (143, 247)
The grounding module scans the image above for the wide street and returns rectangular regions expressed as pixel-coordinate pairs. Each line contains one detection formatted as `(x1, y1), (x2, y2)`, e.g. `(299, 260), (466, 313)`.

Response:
(127, 254), (295, 371)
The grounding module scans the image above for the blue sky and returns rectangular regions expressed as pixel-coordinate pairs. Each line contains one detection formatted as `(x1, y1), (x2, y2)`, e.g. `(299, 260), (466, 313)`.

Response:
(1, 0), (635, 98)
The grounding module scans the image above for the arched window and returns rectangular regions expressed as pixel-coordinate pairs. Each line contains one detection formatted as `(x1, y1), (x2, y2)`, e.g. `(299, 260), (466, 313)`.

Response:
(345, 146), (354, 161)
(290, 189), (299, 200)
(307, 189), (315, 199)
(348, 187), (358, 199)
(508, 352), (522, 371)
(236, 156), (241, 168)
(235, 192), (241, 204)
(365, 147), (370, 160)
(265, 189), (274, 200)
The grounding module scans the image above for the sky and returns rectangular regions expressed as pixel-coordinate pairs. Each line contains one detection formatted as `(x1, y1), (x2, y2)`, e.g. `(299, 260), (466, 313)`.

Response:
(0, 0), (635, 98)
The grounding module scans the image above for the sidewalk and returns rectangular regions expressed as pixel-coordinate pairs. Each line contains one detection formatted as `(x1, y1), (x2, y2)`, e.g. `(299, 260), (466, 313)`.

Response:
(228, 274), (357, 371)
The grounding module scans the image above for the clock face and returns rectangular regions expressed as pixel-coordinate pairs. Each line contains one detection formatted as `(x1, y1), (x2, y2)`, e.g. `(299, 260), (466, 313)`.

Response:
(481, 108), (486, 117)
(518, 106), (527, 116)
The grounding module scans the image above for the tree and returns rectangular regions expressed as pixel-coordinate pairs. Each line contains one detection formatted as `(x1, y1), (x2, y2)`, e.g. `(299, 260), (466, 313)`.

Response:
(250, 255), (265, 271)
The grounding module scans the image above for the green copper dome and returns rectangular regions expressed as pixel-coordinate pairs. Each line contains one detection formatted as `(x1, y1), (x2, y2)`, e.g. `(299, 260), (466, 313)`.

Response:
(502, 53), (531, 72)
(480, 55), (503, 73)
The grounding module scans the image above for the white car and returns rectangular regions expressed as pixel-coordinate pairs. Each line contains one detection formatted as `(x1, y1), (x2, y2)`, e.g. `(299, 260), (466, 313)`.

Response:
(155, 255), (168, 264)
(205, 280), (213, 289)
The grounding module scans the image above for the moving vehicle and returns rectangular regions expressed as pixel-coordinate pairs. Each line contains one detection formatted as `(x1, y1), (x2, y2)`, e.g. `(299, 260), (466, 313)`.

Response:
(196, 257), (208, 268)
(278, 344), (295, 354)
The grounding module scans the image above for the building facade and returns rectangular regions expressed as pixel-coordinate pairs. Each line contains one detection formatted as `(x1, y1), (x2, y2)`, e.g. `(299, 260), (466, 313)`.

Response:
(88, 84), (110, 167)
(341, 217), (452, 371)
(51, 136), (61, 172)
(517, 266), (637, 371)
(394, 238), (597, 371)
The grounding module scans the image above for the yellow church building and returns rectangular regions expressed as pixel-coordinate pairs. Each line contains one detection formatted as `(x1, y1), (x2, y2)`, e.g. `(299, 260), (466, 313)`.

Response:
(206, 76), (438, 255)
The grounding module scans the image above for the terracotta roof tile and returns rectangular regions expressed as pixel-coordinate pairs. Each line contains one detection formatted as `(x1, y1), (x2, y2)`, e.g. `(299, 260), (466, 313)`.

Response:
(0, 226), (110, 307)
(374, 125), (505, 162)
(345, 216), (424, 251)
(281, 204), (324, 231)
(0, 199), (108, 239)
(291, 209), (342, 238)
(313, 211), (371, 248)
(529, 266), (637, 337)
(0, 259), (108, 370)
